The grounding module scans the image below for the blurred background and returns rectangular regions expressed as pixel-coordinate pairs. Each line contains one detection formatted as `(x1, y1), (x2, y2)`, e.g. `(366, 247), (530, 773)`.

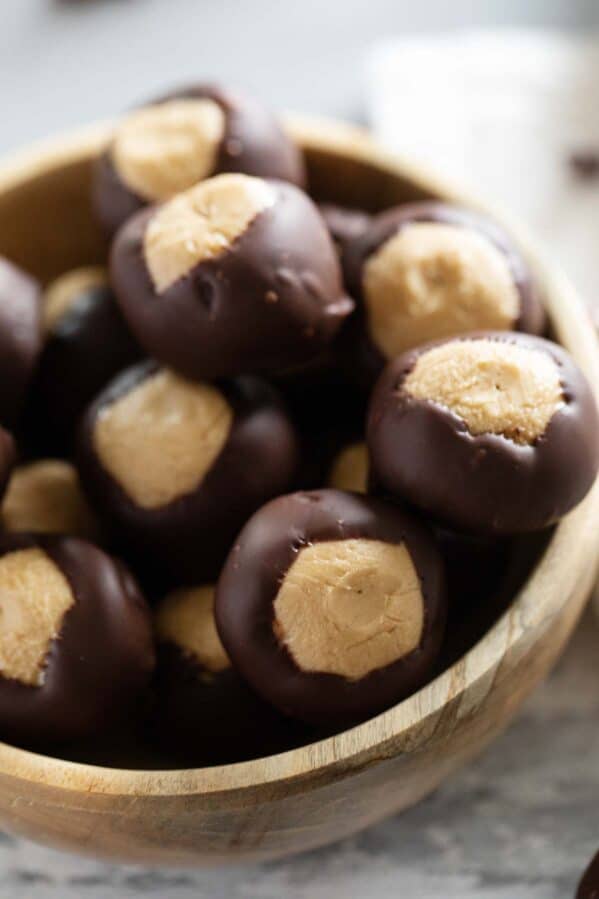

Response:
(6, 1), (599, 308)
(3, 0), (599, 152)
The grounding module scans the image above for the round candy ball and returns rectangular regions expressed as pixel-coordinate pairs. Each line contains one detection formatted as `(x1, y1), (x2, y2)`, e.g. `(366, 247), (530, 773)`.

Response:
(0, 534), (155, 746)
(1, 459), (98, 539)
(0, 257), (42, 427)
(28, 267), (141, 454)
(152, 584), (298, 764)
(77, 362), (300, 584)
(93, 83), (306, 236)
(216, 489), (446, 727)
(110, 173), (354, 381)
(367, 332), (599, 535)
(344, 202), (546, 385)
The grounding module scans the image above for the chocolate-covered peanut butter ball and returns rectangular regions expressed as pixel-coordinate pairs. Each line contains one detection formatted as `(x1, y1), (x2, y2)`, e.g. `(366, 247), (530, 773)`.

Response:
(152, 585), (297, 763)
(216, 489), (446, 727)
(0, 535), (154, 746)
(94, 84), (306, 235)
(111, 174), (353, 381)
(368, 333), (599, 535)
(2, 460), (98, 539)
(78, 362), (299, 584)
(344, 203), (546, 384)
(27, 267), (141, 455)
(0, 258), (42, 427)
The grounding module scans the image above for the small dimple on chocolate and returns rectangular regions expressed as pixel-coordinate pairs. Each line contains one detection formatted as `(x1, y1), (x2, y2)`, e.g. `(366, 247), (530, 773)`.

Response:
(300, 271), (323, 298)
(196, 277), (217, 317)
(276, 267), (297, 288)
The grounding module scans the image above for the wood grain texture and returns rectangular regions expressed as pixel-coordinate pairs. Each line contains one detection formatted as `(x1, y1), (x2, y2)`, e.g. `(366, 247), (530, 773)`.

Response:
(0, 117), (596, 866)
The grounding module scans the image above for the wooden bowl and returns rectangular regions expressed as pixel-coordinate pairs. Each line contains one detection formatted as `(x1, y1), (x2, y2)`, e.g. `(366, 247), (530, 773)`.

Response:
(0, 117), (597, 866)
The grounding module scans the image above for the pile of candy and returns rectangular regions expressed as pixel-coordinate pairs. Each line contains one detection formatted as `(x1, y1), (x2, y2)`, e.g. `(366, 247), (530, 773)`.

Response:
(0, 84), (596, 764)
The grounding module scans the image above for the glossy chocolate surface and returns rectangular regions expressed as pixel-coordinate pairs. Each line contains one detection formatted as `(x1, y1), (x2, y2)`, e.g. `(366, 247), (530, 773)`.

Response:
(111, 180), (354, 381)
(216, 489), (446, 727)
(367, 332), (599, 535)
(93, 83), (306, 236)
(27, 282), (142, 455)
(77, 363), (300, 586)
(0, 535), (155, 746)
(319, 202), (372, 263)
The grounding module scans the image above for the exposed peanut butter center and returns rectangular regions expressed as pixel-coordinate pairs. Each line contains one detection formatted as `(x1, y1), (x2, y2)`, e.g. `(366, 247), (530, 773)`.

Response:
(2, 460), (98, 538)
(112, 99), (226, 202)
(43, 266), (108, 335)
(156, 585), (229, 673)
(93, 370), (233, 509)
(404, 339), (564, 444)
(328, 442), (368, 494)
(0, 548), (74, 686)
(273, 538), (424, 680)
(144, 173), (276, 293)
(363, 222), (521, 358)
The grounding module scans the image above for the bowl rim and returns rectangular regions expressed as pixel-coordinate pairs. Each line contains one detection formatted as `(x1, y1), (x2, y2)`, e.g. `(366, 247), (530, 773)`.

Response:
(0, 115), (597, 799)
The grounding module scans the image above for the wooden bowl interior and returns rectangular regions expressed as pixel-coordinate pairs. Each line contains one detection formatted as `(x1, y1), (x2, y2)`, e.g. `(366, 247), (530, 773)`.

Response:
(0, 124), (552, 765)
(0, 120), (595, 866)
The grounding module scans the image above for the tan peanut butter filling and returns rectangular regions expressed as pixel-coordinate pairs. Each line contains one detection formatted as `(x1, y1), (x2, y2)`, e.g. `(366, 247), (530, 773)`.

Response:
(156, 585), (230, 673)
(2, 460), (97, 538)
(144, 173), (275, 292)
(93, 370), (233, 509)
(363, 222), (520, 358)
(0, 548), (74, 686)
(112, 98), (226, 202)
(328, 442), (368, 494)
(273, 538), (424, 680)
(43, 266), (108, 334)
(404, 338), (564, 444)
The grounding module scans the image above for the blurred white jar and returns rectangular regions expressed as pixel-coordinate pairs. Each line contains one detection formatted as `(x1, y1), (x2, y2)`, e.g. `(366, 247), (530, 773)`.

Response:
(369, 30), (599, 306)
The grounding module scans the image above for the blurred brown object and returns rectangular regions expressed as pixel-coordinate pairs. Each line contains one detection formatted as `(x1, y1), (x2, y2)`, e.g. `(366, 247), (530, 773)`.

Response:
(569, 150), (599, 181)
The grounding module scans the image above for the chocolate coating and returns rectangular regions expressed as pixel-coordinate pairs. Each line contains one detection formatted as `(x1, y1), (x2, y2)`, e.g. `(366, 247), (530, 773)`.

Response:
(0, 429), (15, 501)
(215, 489), (446, 727)
(0, 534), (155, 746)
(319, 203), (372, 265)
(367, 332), (599, 535)
(77, 363), (300, 585)
(93, 83), (306, 236)
(343, 202), (546, 386)
(151, 643), (302, 765)
(0, 258), (42, 427)
(27, 280), (142, 455)
(577, 848), (599, 898)
(111, 179), (353, 381)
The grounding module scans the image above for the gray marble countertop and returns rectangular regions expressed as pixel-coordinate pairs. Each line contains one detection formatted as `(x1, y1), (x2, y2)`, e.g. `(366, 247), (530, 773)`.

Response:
(3, 2), (599, 896)
(2, 610), (598, 898)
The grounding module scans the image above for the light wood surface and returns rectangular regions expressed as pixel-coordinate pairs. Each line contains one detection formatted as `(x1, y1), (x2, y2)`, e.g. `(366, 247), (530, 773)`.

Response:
(0, 118), (596, 866)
